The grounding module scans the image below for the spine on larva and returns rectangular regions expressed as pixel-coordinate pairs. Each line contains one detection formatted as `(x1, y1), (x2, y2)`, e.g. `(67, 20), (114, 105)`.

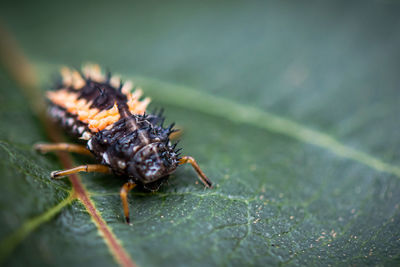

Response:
(88, 111), (179, 176)
(47, 63), (151, 140)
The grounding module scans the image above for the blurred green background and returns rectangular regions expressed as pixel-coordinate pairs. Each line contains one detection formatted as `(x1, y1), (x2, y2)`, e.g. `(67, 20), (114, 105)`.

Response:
(0, 0), (399, 266)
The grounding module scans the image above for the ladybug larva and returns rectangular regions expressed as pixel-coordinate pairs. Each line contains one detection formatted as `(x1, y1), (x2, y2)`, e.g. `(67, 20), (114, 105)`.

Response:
(35, 63), (212, 223)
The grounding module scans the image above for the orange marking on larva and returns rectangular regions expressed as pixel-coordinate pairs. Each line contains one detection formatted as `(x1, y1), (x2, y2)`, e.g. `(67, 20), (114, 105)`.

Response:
(139, 97), (151, 110)
(130, 88), (143, 99)
(110, 75), (121, 88)
(83, 63), (104, 82)
(48, 64), (152, 133)
(61, 67), (72, 86)
(129, 96), (151, 114)
(77, 107), (100, 123)
(92, 103), (119, 120)
(121, 81), (133, 95)
(126, 88), (151, 114)
(71, 70), (85, 89)
(48, 89), (99, 125)
(47, 90), (76, 109)
(66, 98), (81, 112)
(89, 114), (120, 131)
(73, 98), (91, 112)
(86, 104), (121, 132)
(82, 89), (149, 132)
(60, 67), (85, 89)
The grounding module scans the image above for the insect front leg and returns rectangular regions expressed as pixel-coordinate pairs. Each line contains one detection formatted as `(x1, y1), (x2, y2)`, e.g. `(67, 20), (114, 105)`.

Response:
(120, 180), (136, 224)
(34, 142), (92, 155)
(179, 156), (213, 188)
(51, 164), (111, 179)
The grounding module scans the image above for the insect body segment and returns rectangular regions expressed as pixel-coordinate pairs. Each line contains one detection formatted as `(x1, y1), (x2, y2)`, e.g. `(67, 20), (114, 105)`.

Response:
(88, 112), (180, 185)
(38, 63), (212, 223)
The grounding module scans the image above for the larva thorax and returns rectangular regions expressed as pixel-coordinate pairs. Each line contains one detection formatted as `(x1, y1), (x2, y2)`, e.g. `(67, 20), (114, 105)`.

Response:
(88, 113), (180, 185)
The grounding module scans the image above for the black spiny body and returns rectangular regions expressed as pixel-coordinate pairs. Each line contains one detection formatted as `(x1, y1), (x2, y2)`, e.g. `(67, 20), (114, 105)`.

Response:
(88, 112), (180, 190)
(38, 64), (212, 223)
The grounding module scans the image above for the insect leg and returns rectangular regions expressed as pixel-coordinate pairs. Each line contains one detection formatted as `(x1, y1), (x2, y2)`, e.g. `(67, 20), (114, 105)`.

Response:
(120, 181), (136, 224)
(179, 156), (213, 188)
(50, 164), (111, 179)
(34, 143), (92, 155)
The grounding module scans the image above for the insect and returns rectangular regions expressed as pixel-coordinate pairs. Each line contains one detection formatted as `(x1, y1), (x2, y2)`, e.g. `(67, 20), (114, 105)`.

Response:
(35, 63), (212, 223)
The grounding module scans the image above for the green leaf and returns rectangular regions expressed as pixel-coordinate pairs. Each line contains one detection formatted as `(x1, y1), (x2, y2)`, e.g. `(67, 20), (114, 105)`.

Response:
(1, 1), (400, 266)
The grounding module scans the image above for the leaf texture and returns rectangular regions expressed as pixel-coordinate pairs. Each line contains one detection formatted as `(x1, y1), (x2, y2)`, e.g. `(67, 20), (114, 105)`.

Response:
(0, 1), (399, 266)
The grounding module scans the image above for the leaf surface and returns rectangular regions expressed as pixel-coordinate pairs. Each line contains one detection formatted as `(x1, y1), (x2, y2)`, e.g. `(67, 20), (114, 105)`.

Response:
(0, 1), (399, 266)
